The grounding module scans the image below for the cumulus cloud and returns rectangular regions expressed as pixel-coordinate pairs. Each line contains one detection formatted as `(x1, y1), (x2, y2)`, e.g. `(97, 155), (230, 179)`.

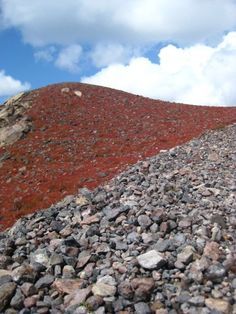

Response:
(0, 70), (30, 97)
(1, 1), (236, 106)
(34, 46), (56, 62)
(1, 0), (236, 46)
(55, 45), (82, 73)
(90, 43), (140, 68)
(82, 32), (236, 106)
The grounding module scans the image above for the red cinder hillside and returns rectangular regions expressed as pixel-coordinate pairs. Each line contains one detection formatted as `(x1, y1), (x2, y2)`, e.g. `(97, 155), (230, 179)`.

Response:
(0, 82), (235, 230)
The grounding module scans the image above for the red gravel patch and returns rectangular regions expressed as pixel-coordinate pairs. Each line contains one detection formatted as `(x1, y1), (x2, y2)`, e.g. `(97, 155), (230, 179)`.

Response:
(0, 82), (235, 231)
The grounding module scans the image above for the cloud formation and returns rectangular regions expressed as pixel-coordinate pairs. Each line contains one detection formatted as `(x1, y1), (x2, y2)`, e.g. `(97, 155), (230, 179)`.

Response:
(90, 44), (140, 68)
(55, 45), (82, 73)
(82, 32), (236, 106)
(1, 0), (236, 46)
(0, 70), (30, 97)
(34, 46), (56, 62)
(1, 1), (236, 106)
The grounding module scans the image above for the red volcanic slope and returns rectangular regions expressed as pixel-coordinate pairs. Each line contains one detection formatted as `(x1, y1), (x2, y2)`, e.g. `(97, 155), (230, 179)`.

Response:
(0, 82), (236, 230)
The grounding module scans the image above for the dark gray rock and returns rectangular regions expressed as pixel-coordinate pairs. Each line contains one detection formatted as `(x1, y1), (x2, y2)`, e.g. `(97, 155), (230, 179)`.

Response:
(0, 275), (12, 286)
(134, 302), (151, 314)
(102, 206), (121, 221)
(137, 215), (152, 229)
(35, 274), (55, 289)
(20, 282), (37, 297)
(205, 264), (226, 283)
(10, 288), (24, 309)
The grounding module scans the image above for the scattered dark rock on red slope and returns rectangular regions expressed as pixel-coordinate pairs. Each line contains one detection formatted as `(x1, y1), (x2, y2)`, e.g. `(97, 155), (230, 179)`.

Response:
(0, 82), (235, 231)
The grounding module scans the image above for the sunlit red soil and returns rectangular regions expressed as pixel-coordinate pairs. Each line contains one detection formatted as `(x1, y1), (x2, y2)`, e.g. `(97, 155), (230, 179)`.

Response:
(0, 82), (235, 231)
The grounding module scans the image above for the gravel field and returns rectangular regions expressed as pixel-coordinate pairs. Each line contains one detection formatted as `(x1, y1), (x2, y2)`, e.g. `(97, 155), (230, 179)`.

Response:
(0, 123), (235, 313)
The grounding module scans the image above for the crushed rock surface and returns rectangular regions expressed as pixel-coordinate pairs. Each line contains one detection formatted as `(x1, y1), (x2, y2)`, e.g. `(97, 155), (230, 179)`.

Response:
(0, 124), (235, 313)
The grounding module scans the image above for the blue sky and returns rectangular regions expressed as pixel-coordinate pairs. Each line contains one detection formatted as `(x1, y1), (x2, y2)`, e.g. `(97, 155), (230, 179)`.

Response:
(1, 0), (236, 106)
(0, 29), (94, 103)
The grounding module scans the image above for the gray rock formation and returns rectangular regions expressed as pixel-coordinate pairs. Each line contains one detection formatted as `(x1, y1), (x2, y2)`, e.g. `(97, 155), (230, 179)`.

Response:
(0, 92), (33, 147)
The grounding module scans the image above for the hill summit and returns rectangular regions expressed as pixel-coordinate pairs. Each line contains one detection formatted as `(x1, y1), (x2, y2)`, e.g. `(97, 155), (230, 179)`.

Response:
(0, 82), (236, 230)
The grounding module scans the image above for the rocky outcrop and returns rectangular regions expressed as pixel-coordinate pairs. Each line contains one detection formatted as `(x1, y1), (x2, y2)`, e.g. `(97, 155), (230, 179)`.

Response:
(0, 92), (33, 147)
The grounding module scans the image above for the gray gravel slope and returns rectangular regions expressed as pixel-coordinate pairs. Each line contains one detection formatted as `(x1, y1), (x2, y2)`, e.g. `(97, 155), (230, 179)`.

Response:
(0, 124), (235, 314)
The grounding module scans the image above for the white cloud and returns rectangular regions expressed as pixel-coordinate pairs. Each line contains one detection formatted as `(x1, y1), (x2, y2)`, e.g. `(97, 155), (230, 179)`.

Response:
(82, 32), (236, 106)
(1, 0), (236, 46)
(90, 43), (140, 68)
(0, 70), (30, 97)
(34, 46), (56, 62)
(1, 1), (236, 106)
(55, 45), (82, 73)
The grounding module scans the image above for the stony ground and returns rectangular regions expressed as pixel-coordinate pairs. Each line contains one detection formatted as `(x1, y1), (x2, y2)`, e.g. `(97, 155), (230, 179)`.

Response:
(0, 123), (235, 313)
(1, 82), (236, 230)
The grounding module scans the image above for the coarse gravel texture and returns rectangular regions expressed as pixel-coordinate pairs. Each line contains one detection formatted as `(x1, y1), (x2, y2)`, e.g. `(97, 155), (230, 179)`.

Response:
(0, 82), (236, 230)
(0, 123), (235, 313)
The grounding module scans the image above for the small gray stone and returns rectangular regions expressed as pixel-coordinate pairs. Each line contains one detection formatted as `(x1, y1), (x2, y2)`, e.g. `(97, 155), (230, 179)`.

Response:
(0, 275), (12, 286)
(188, 296), (205, 306)
(174, 233), (186, 246)
(211, 289), (223, 298)
(92, 280), (116, 297)
(154, 239), (173, 252)
(97, 275), (116, 287)
(150, 223), (158, 233)
(177, 246), (194, 264)
(127, 232), (139, 243)
(94, 307), (105, 314)
(62, 265), (76, 278)
(102, 207), (121, 221)
(206, 264), (226, 283)
(176, 291), (191, 304)
(138, 215), (152, 229)
(137, 250), (166, 270)
(112, 239), (128, 251)
(178, 218), (192, 228)
(174, 260), (185, 270)
(20, 282), (37, 297)
(49, 253), (64, 266)
(211, 224), (222, 242)
(134, 302), (151, 314)
(30, 249), (50, 267)
(10, 288), (24, 309)
(142, 233), (154, 244)
(35, 274), (54, 289)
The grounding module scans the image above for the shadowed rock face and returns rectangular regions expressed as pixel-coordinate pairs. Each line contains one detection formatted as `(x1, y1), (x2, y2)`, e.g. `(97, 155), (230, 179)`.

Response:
(0, 120), (32, 148)
(0, 82), (236, 230)
(0, 92), (33, 147)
